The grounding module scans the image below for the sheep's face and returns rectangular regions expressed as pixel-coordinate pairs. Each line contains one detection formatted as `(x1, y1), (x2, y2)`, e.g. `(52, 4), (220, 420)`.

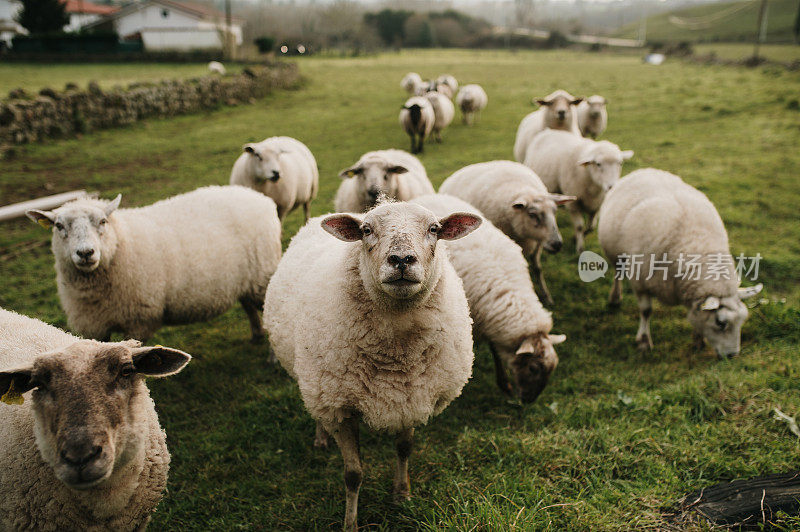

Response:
(537, 92), (582, 129)
(510, 193), (575, 254)
(509, 334), (564, 403)
(322, 203), (481, 301)
(0, 340), (190, 491)
(689, 285), (761, 358)
(27, 196), (121, 273)
(586, 96), (607, 119)
(244, 144), (282, 183)
(578, 145), (633, 193)
(339, 159), (410, 210)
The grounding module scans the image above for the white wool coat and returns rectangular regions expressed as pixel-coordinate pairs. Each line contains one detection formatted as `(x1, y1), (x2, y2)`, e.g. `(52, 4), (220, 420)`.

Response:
(513, 90), (581, 162)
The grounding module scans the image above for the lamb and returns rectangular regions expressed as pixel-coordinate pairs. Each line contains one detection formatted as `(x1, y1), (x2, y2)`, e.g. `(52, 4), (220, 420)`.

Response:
(597, 168), (762, 357)
(436, 74), (458, 95)
(401, 72), (424, 95)
(439, 160), (575, 305)
(576, 95), (608, 138)
(334, 149), (434, 213)
(455, 84), (488, 125)
(411, 194), (566, 402)
(27, 186), (282, 343)
(512, 89), (582, 162)
(229, 136), (319, 222)
(263, 202), (482, 531)
(399, 96), (435, 154)
(425, 90), (455, 142)
(208, 61), (226, 75)
(523, 129), (633, 254)
(0, 307), (191, 531)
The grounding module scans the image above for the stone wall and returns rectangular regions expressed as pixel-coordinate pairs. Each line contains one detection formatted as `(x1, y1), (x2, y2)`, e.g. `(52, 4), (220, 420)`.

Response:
(0, 64), (300, 146)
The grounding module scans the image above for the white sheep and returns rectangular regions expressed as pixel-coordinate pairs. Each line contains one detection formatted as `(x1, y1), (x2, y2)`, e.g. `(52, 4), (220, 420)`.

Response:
(512, 89), (582, 162)
(576, 95), (608, 139)
(439, 160), (575, 305)
(411, 194), (566, 402)
(597, 168), (762, 356)
(425, 90), (455, 142)
(27, 186), (282, 343)
(264, 201), (482, 531)
(455, 84), (488, 125)
(334, 149), (434, 213)
(401, 72), (424, 95)
(208, 61), (226, 75)
(436, 74), (458, 95)
(399, 96), (435, 154)
(523, 129), (633, 254)
(0, 307), (191, 531)
(229, 136), (319, 222)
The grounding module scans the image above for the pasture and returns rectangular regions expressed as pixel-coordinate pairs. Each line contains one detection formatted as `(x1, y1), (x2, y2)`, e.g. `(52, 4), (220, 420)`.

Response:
(1, 49), (800, 529)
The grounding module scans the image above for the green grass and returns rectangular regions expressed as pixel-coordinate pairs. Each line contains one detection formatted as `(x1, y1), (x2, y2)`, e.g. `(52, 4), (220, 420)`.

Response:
(1, 49), (800, 529)
(694, 42), (800, 62)
(0, 62), (244, 96)
(617, 0), (799, 43)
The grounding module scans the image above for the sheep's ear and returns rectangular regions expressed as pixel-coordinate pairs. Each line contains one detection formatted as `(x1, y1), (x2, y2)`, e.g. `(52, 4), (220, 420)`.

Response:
(738, 283), (763, 300)
(437, 212), (482, 241)
(338, 166), (360, 179)
(511, 197), (527, 210)
(26, 209), (56, 229)
(549, 194), (576, 206)
(571, 98), (584, 106)
(321, 214), (363, 242)
(620, 150), (634, 160)
(549, 334), (567, 345)
(243, 144), (259, 156)
(104, 194), (121, 216)
(700, 296), (720, 311)
(577, 157), (595, 167)
(131, 346), (191, 377)
(0, 366), (34, 405)
(535, 99), (550, 106)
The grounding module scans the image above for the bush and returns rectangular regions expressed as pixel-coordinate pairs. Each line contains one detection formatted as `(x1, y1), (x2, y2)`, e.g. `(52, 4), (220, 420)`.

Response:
(254, 37), (275, 54)
(544, 30), (569, 49)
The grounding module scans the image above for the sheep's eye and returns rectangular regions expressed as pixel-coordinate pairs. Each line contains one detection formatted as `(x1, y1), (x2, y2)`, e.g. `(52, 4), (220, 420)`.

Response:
(362, 226), (372, 236)
(528, 212), (541, 222)
(120, 364), (135, 378)
(99, 218), (107, 226)
(429, 225), (439, 234)
(55, 222), (64, 231)
(596, 162), (602, 168)
(384, 174), (389, 181)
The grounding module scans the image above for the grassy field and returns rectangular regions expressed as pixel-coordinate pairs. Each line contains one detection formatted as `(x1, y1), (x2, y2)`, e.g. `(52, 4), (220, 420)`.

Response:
(1, 49), (800, 529)
(694, 42), (800, 62)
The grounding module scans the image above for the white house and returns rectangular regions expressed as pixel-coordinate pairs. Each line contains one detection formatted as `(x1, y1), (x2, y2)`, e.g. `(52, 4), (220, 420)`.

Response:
(87, 0), (243, 51)
(0, 0), (26, 48)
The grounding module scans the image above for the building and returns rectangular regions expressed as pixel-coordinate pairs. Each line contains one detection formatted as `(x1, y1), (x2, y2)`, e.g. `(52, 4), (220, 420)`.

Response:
(0, 0), (26, 48)
(62, 0), (119, 32)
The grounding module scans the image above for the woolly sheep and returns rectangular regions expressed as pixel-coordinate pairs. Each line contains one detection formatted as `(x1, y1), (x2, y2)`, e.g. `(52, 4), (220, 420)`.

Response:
(523, 129), (633, 254)
(208, 61), (226, 75)
(0, 307), (191, 530)
(229, 136), (319, 222)
(425, 90), (455, 142)
(264, 202), (482, 531)
(399, 96), (435, 154)
(334, 149), (434, 213)
(436, 74), (458, 94)
(411, 194), (566, 402)
(513, 89), (582, 162)
(439, 160), (575, 305)
(401, 72), (423, 95)
(597, 168), (763, 356)
(27, 186), (282, 343)
(576, 95), (608, 139)
(455, 84), (488, 125)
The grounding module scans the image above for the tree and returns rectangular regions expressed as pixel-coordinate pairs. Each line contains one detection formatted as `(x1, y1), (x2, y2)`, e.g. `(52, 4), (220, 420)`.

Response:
(16, 0), (69, 33)
(363, 9), (412, 46)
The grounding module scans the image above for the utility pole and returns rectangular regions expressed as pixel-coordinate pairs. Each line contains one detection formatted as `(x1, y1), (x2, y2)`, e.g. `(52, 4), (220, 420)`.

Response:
(753, 0), (768, 60)
(225, 0), (233, 60)
(638, 1), (647, 45)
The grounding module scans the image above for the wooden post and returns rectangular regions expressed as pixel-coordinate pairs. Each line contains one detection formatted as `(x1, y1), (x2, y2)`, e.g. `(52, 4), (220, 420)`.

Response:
(224, 0), (233, 60)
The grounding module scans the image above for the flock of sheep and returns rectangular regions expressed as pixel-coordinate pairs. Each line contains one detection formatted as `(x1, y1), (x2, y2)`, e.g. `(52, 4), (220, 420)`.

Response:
(0, 69), (764, 531)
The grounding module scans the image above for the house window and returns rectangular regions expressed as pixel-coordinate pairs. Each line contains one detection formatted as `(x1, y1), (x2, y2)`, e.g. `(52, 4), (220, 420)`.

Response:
(161, 8), (169, 18)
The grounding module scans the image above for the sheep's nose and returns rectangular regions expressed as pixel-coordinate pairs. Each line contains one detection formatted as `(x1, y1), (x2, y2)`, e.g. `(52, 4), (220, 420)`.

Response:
(367, 189), (380, 199)
(61, 445), (102, 467)
(548, 240), (562, 253)
(271, 170), (280, 181)
(557, 110), (566, 119)
(76, 248), (95, 259)
(388, 255), (416, 271)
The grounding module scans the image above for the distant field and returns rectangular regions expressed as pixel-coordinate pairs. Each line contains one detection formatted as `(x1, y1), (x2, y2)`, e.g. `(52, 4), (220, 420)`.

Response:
(0, 62), (243, 96)
(694, 42), (800, 62)
(1, 50), (800, 529)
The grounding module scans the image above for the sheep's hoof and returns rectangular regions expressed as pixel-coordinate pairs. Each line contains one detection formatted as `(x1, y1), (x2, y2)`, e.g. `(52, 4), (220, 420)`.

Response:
(392, 489), (411, 503)
(636, 335), (653, 351)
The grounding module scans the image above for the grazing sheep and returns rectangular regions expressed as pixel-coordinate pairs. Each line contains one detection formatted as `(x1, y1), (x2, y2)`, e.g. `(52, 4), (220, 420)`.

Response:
(434, 83), (453, 99)
(523, 129), (633, 254)
(436, 74), (458, 94)
(456, 84), (488, 125)
(412, 194), (566, 402)
(425, 90), (455, 142)
(597, 168), (762, 356)
(399, 96), (435, 154)
(576, 95), (608, 138)
(27, 186), (282, 343)
(0, 307), (191, 531)
(513, 89), (582, 162)
(264, 202), (481, 531)
(208, 61), (226, 75)
(439, 160), (575, 305)
(334, 150), (434, 213)
(229, 136), (319, 222)
(401, 72), (424, 95)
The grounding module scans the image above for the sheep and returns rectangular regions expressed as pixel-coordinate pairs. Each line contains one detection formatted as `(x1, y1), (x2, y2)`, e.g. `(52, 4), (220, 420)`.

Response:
(425, 90), (455, 142)
(27, 186), (282, 343)
(512, 89), (582, 162)
(576, 95), (608, 139)
(0, 307), (191, 531)
(401, 72), (423, 95)
(434, 83), (453, 99)
(439, 160), (575, 306)
(523, 129), (633, 254)
(208, 61), (226, 75)
(436, 74), (458, 95)
(263, 201), (482, 531)
(334, 149), (434, 213)
(399, 96), (435, 154)
(411, 194), (566, 402)
(229, 136), (319, 223)
(597, 168), (763, 357)
(455, 84), (488, 125)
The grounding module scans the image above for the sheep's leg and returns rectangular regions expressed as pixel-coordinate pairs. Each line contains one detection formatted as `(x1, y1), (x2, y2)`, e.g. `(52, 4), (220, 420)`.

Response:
(239, 296), (265, 344)
(303, 202), (310, 223)
(531, 244), (554, 306)
(314, 420), (331, 449)
(635, 293), (654, 351)
(410, 135), (418, 154)
(417, 136), (424, 154)
(393, 427), (414, 502)
(584, 212), (596, 236)
(567, 207), (586, 254)
(489, 343), (513, 396)
(693, 332), (705, 351)
(330, 416), (361, 532)
(608, 275), (623, 308)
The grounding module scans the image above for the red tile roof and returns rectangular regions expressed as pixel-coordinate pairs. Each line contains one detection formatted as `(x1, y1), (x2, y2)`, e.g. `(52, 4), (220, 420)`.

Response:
(61, 0), (119, 15)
